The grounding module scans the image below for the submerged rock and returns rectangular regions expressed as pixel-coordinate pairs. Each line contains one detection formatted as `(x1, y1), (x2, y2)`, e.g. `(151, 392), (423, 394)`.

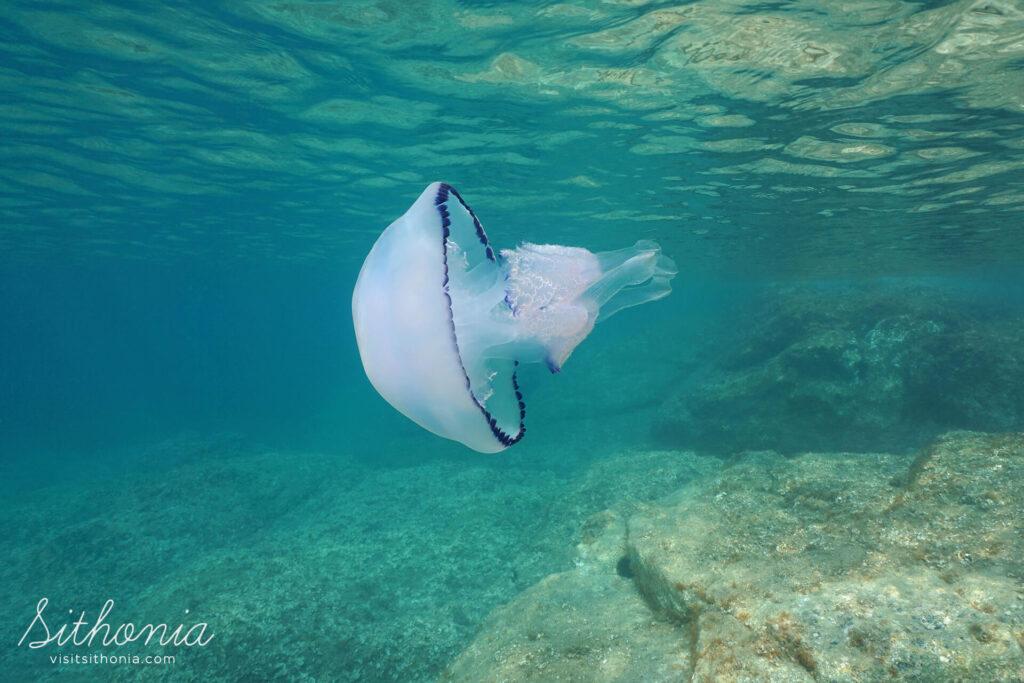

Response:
(654, 284), (1024, 455)
(443, 510), (693, 681)
(446, 432), (1024, 681)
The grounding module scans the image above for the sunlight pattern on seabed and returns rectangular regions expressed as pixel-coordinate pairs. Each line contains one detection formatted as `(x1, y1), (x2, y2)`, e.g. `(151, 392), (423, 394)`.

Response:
(1, 0), (1023, 276)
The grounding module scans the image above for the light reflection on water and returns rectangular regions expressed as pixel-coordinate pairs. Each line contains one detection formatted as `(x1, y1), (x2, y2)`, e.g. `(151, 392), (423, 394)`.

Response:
(1, 0), (1022, 277)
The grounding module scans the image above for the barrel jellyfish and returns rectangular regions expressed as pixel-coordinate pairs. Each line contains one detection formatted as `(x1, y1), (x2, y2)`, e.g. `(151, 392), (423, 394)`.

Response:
(352, 182), (676, 453)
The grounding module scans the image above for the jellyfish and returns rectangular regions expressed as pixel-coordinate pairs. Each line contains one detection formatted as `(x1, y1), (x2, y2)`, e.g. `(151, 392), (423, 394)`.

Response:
(352, 182), (677, 453)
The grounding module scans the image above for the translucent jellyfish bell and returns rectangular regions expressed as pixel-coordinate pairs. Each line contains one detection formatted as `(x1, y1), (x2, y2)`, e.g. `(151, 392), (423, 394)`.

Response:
(352, 182), (676, 453)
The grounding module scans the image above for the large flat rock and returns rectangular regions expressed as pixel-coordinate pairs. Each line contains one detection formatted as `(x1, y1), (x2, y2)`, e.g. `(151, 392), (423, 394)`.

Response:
(448, 432), (1024, 681)
(630, 431), (1024, 680)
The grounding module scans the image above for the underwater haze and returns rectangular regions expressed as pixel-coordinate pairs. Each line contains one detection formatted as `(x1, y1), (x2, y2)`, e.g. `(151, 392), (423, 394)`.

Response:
(2, 0), (1024, 681)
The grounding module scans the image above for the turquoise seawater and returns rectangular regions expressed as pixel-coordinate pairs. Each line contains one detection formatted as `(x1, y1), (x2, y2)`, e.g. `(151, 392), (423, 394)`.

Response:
(2, 0), (1023, 680)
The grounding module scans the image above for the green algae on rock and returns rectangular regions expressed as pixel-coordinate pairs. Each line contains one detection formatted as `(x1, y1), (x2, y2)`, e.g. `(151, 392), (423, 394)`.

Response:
(655, 284), (1024, 455)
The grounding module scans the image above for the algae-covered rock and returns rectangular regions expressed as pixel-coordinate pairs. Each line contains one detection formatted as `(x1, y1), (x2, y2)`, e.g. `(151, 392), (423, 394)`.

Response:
(628, 431), (1024, 680)
(449, 432), (1024, 681)
(654, 284), (1024, 455)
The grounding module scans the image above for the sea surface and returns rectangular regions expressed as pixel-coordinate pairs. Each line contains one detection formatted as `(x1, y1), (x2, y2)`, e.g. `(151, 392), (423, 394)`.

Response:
(1, 0), (1022, 680)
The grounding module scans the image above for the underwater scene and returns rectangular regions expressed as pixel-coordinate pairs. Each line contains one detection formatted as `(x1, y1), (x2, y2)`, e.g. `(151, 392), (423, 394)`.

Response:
(2, 0), (1024, 680)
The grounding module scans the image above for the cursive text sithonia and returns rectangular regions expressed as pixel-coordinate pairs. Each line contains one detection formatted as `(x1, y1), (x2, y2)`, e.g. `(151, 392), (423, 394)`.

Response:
(19, 598), (213, 649)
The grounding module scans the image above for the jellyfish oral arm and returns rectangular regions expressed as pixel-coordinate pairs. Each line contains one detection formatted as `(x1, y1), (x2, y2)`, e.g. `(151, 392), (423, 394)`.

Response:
(588, 241), (677, 322)
(352, 182), (676, 453)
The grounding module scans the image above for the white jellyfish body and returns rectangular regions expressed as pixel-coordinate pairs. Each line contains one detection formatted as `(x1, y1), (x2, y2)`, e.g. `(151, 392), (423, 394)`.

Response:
(352, 182), (676, 453)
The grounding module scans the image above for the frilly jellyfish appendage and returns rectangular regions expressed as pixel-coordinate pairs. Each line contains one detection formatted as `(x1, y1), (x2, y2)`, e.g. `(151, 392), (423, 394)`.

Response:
(352, 182), (677, 453)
